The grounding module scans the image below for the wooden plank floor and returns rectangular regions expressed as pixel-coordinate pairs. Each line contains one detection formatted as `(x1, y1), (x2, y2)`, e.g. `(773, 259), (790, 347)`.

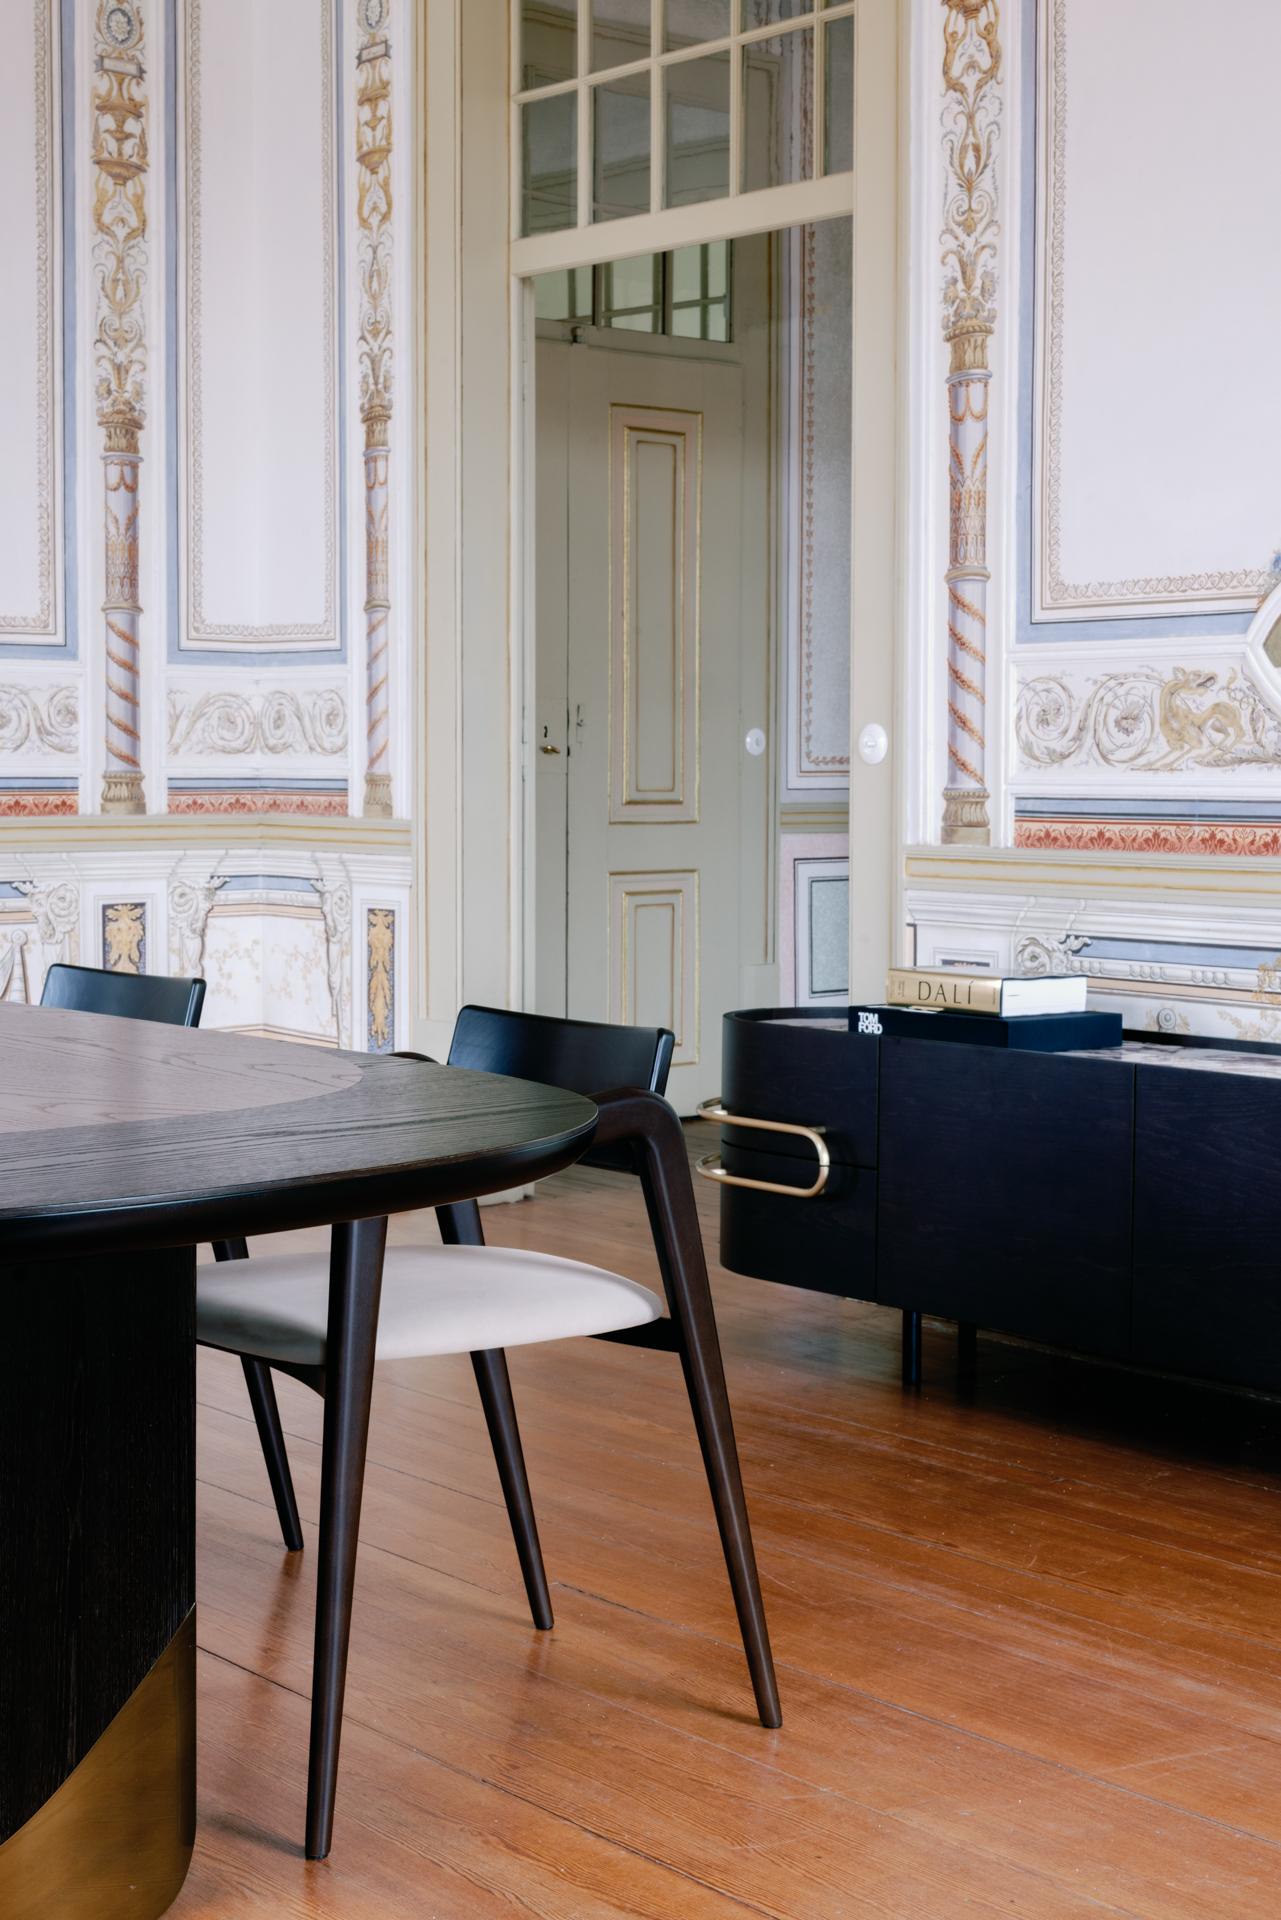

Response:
(176, 1136), (1281, 1918)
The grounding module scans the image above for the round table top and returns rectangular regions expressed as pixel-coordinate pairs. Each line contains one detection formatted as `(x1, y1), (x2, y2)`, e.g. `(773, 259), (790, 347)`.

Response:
(0, 1003), (598, 1257)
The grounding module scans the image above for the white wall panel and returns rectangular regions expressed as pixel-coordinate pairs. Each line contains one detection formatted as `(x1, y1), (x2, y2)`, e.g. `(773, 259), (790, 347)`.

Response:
(1034, 0), (1281, 619)
(180, 0), (340, 648)
(0, 0), (60, 639)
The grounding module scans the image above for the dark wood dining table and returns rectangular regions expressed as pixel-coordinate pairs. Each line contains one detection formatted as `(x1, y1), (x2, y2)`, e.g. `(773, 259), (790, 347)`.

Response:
(0, 1001), (597, 1919)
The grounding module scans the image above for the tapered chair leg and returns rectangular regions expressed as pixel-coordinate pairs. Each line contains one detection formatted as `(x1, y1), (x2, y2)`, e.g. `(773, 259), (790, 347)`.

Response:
(241, 1355), (305, 1553)
(306, 1216), (387, 1862)
(902, 1309), (923, 1388)
(599, 1093), (781, 1730)
(436, 1198), (555, 1632)
(471, 1349), (554, 1630)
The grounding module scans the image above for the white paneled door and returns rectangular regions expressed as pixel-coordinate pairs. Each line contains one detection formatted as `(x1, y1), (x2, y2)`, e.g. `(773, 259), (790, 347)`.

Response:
(536, 282), (769, 1111)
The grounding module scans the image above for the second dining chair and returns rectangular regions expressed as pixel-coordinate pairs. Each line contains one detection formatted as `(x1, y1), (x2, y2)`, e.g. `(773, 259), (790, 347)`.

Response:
(198, 1004), (781, 1860)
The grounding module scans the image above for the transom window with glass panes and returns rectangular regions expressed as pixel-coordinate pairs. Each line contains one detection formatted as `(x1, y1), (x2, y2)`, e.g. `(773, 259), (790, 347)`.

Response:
(535, 241), (732, 339)
(517, 3), (855, 238)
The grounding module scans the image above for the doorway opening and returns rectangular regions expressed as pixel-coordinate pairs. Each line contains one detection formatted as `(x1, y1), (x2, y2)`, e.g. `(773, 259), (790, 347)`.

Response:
(529, 216), (852, 1112)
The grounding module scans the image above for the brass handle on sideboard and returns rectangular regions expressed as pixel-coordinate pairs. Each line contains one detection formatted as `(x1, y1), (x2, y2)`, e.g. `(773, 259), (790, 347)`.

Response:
(694, 1099), (831, 1200)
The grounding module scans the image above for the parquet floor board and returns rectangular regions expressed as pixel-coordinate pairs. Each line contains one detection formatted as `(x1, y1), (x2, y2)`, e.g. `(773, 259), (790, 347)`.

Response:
(173, 1131), (1281, 1917)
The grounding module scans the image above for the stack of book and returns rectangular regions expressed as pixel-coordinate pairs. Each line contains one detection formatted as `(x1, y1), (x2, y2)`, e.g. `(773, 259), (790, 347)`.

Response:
(850, 969), (1121, 1050)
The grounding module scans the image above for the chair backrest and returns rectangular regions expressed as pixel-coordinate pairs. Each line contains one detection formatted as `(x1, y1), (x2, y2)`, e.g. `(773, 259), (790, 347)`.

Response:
(40, 962), (206, 1029)
(448, 1004), (672, 1097)
(447, 1005), (673, 1175)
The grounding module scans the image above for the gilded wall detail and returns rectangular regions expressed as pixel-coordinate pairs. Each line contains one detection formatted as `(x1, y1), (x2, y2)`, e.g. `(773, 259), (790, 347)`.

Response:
(93, 0), (148, 814)
(940, 0), (1001, 846)
(102, 901), (146, 973)
(356, 0), (394, 816)
(366, 906), (394, 1052)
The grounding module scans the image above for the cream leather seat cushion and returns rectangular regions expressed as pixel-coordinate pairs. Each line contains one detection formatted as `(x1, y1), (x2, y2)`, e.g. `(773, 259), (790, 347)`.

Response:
(197, 1242), (664, 1368)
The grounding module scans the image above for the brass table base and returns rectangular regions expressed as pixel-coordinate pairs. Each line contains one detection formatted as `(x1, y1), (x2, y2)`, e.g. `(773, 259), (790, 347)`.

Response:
(0, 1612), (195, 1920)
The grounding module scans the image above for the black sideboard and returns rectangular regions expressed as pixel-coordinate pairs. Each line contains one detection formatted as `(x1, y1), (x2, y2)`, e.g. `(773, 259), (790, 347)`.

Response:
(705, 1008), (1281, 1395)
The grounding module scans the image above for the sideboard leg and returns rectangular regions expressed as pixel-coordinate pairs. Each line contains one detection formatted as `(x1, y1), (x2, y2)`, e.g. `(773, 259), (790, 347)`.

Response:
(902, 1310), (922, 1388)
(957, 1321), (978, 1374)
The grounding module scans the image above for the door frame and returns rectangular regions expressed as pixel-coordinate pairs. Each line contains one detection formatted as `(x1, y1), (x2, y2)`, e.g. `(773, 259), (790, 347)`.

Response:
(412, 0), (906, 1050)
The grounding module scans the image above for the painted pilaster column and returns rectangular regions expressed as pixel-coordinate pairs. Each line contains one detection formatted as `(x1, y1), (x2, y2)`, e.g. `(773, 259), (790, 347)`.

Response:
(356, 0), (394, 818)
(939, 0), (1002, 847)
(93, 0), (149, 815)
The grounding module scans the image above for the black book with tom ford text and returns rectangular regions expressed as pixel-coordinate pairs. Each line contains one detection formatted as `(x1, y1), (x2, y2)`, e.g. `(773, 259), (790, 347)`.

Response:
(849, 1004), (1122, 1051)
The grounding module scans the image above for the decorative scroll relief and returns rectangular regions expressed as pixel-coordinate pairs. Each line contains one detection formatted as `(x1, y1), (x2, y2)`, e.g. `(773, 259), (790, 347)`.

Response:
(939, 0), (1001, 845)
(0, 0), (59, 638)
(609, 407), (701, 826)
(0, 684), (78, 757)
(181, 0), (340, 647)
(1016, 665), (1281, 775)
(1034, 0), (1281, 619)
(167, 687), (347, 759)
(608, 870), (699, 1065)
(357, 0), (394, 815)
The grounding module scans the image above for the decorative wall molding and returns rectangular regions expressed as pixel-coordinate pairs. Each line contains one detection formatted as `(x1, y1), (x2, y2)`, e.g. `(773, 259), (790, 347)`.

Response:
(0, 931), (32, 1002)
(313, 863), (352, 1044)
(15, 878), (80, 959)
(1034, 0), (1281, 619)
(1014, 818), (1281, 858)
(907, 879), (1281, 1042)
(1, 0), (59, 638)
(939, 0), (1001, 843)
(0, 684), (78, 757)
(357, 0), (394, 813)
(608, 869), (699, 1065)
(93, 0), (148, 811)
(788, 222), (851, 791)
(166, 786), (348, 817)
(167, 686), (347, 759)
(182, 0), (340, 648)
(609, 405), (700, 826)
(1016, 664), (1281, 775)
(168, 871), (223, 974)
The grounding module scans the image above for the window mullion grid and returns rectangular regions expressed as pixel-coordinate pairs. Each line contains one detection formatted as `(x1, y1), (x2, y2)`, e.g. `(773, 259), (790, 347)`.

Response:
(577, 0), (592, 226)
(651, 0), (665, 211)
(728, 43), (743, 197)
(813, 0), (827, 179)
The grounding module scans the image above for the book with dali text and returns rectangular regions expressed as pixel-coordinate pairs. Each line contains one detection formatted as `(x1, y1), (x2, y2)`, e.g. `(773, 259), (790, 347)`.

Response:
(885, 968), (1088, 1018)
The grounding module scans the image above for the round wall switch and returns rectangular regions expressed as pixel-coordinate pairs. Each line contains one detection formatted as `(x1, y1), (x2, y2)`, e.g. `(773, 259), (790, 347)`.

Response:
(745, 727), (766, 757)
(858, 722), (889, 765)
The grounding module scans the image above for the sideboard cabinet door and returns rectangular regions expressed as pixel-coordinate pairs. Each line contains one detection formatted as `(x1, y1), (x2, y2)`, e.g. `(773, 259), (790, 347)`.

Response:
(877, 1040), (1134, 1356)
(1134, 1065), (1281, 1393)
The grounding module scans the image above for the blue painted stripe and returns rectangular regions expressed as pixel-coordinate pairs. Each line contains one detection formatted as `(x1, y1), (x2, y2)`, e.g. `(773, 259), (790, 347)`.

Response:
(217, 874), (317, 894)
(1016, 795), (1281, 823)
(1080, 937), (1279, 969)
(167, 777), (347, 791)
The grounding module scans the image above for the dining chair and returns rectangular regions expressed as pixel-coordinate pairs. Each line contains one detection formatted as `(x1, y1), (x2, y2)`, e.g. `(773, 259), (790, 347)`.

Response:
(40, 960), (206, 1027)
(199, 1004), (781, 1860)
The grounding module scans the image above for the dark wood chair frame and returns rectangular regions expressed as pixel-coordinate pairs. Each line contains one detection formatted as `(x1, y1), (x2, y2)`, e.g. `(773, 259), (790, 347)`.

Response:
(228, 1081), (782, 1861)
(37, 970), (780, 1860)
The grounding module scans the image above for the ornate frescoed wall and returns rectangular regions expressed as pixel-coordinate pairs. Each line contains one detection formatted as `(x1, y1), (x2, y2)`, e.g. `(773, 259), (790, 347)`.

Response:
(905, 0), (1281, 1041)
(0, 0), (412, 1045)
